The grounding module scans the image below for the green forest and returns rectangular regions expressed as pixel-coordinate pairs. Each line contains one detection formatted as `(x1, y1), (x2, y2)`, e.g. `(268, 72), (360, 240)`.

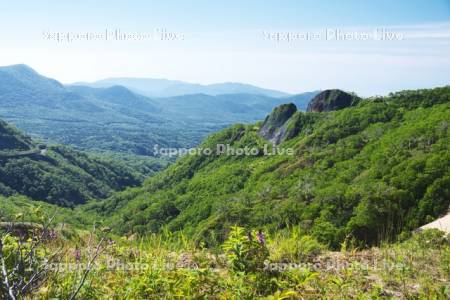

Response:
(87, 87), (450, 248)
(0, 117), (165, 206)
(0, 86), (449, 299)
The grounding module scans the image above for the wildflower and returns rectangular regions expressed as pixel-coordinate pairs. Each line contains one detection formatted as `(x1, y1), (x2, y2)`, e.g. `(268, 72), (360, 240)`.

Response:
(48, 229), (57, 239)
(74, 247), (81, 263)
(257, 230), (266, 245)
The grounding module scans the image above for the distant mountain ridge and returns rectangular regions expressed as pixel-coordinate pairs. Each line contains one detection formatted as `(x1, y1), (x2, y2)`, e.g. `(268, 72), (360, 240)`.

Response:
(0, 64), (176, 155)
(74, 77), (291, 98)
(0, 64), (318, 156)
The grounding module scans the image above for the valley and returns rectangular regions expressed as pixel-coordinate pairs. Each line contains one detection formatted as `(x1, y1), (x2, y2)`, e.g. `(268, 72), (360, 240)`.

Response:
(0, 67), (449, 299)
(0, 65), (318, 158)
(2, 1), (449, 298)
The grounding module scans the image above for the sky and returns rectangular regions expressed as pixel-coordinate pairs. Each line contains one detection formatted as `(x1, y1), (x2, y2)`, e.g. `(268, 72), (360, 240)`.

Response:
(0, 0), (449, 96)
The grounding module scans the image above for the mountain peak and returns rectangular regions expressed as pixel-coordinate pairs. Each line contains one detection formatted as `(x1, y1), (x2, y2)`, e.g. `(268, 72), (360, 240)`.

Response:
(258, 103), (297, 144)
(306, 89), (360, 112)
(2, 63), (34, 70)
(103, 85), (136, 96)
(0, 64), (38, 75)
(0, 63), (64, 92)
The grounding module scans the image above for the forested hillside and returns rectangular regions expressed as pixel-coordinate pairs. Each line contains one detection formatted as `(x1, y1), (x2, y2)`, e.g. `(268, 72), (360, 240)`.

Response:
(1, 86), (449, 300)
(0, 64), (183, 155)
(0, 64), (317, 156)
(0, 118), (156, 207)
(91, 87), (450, 248)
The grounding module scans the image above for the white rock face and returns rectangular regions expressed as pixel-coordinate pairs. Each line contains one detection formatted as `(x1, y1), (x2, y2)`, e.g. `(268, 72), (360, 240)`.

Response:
(420, 214), (450, 233)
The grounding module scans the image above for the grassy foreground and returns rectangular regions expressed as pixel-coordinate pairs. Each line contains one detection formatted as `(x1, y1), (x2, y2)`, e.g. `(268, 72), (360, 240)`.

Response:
(1, 218), (449, 299)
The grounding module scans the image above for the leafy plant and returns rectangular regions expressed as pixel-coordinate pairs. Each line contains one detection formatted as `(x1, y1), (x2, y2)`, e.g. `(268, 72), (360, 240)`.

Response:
(222, 226), (269, 273)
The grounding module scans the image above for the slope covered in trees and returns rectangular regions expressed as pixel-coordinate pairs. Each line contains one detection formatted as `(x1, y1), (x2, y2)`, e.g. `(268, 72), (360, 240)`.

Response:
(0, 64), (317, 156)
(0, 118), (159, 207)
(91, 86), (450, 248)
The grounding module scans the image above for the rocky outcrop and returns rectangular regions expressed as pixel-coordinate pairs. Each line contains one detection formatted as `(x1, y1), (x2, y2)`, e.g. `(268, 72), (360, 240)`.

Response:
(258, 103), (297, 144)
(306, 89), (360, 113)
(258, 89), (360, 144)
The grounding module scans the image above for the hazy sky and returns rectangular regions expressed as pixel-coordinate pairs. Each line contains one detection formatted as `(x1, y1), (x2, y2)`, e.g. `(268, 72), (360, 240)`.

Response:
(0, 0), (449, 96)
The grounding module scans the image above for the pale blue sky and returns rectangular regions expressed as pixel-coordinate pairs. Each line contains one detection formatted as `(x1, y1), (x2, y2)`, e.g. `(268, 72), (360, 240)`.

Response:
(0, 0), (449, 95)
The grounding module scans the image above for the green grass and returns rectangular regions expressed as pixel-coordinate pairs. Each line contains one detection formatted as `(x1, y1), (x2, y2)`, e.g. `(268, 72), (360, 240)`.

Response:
(2, 223), (449, 299)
